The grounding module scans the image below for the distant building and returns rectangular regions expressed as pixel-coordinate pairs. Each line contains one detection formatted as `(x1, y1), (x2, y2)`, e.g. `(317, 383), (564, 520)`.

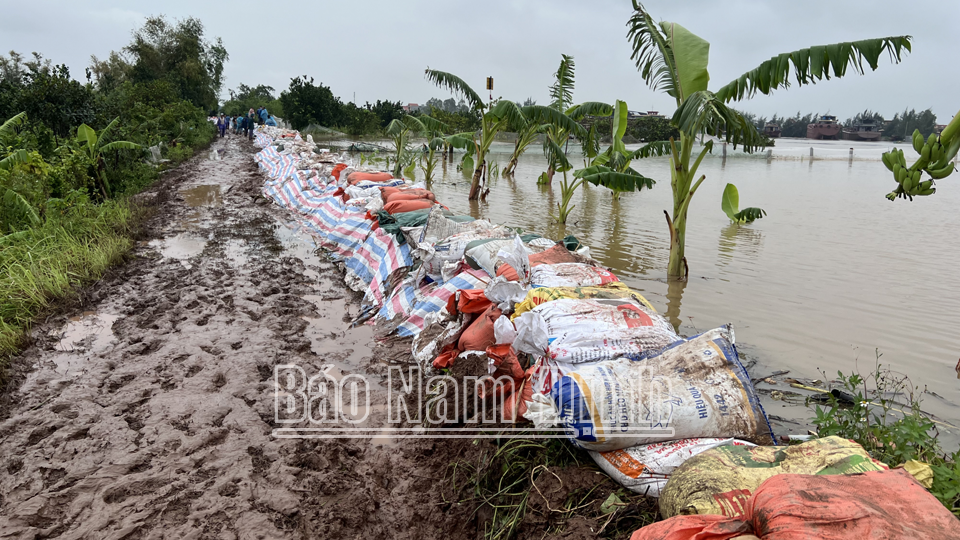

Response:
(934, 124), (948, 135)
(402, 103), (421, 113)
(627, 110), (665, 119)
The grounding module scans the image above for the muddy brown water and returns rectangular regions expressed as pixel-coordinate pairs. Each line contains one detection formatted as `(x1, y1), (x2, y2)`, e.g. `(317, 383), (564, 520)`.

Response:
(388, 138), (960, 439)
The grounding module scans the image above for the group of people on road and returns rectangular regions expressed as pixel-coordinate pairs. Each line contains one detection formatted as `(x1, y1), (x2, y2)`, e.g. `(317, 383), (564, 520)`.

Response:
(215, 106), (278, 139)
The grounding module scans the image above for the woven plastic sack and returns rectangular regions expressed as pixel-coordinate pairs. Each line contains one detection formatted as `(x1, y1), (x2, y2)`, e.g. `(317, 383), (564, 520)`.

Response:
(512, 282), (656, 319)
(590, 438), (754, 498)
(659, 435), (888, 518)
(512, 298), (678, 363)
(530, 263), (619, 288)
(550, 325), (773, 451)
(630, 469), (960, 540)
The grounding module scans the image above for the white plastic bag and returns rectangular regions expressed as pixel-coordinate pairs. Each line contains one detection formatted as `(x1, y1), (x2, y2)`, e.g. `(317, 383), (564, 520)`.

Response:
(494, 316), (517, 345)
(590, 438), (755, 497)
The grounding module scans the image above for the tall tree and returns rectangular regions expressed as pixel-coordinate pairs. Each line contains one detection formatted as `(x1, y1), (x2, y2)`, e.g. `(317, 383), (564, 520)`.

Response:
(124, 16), (228, 111)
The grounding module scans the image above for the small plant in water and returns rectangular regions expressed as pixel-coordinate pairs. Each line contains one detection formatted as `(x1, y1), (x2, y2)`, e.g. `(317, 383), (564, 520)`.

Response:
(811, 351), (960, 515)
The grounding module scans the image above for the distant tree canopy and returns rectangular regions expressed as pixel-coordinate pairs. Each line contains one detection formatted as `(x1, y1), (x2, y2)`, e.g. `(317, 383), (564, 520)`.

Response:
(0, 53), (95, 138)
(883, 108), (937, 140)
(221, 84), (284, 118)
(87, 16), (228, 113)
(844, 109), (885, 128)
(279, 76), (344, 130)
(586, 115), (679, 144)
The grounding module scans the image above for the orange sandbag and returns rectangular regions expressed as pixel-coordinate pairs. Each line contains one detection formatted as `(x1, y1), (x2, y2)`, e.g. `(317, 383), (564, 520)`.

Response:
(445, 289), (492, 316)
(496, 243), (579, 281)
(487, 343), (524, 381)
(383, 199), (434, 214)
(502, 365), (535, 422)
(386, 192), (435, 203)
(630, 468), (960, 540)
(331, 163), (348, 180)
(347, 171), (394, 184)
(458, 305), (501, 352)
(432, 350), (457, 370)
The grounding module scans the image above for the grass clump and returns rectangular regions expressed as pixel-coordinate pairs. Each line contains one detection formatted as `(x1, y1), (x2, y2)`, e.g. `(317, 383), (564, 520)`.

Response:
(811, 352), (960, 515)
(0, 193), (143, 364)
(445, 432), (659, 540)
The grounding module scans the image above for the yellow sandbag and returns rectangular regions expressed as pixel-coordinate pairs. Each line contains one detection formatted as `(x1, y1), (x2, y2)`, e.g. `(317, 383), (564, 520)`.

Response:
(902, 459), (934, 488)
(511, 282), (655, 319)
(659, 436), (888, 518)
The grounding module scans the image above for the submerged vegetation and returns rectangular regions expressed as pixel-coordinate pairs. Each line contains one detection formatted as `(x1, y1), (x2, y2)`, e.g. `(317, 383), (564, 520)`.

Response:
(0, 15), (221, 368)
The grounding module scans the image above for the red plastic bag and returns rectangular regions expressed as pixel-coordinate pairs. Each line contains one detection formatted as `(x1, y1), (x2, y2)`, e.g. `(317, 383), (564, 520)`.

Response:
(503, 366), (535, 422)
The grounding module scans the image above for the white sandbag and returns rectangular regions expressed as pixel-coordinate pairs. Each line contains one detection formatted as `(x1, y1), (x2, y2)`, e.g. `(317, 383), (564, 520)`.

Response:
(530, 263), (620, 288)
(418, 228), (513, 281)
(551, 325), (775, 451)
(497, 236), (532, 285)
(590, 438), (755, 497)
(494, 316), (517, 345)
(512, 298), (677, 363)
(464, 238), (523, 277)
(483, 276), (529, 312)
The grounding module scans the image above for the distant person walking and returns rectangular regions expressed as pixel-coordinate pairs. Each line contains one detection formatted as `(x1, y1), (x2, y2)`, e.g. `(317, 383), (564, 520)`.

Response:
(216, 113), (228, 138)
(247, 109), (257, 139)
(259, 107), (269, 125)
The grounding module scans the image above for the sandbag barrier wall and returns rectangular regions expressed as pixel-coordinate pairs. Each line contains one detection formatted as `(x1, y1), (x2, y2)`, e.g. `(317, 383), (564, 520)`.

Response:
(250, 125), (778, 495)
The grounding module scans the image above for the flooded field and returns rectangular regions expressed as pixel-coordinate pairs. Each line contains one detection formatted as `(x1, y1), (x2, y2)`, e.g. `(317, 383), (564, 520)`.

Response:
(388, 137), (960, 432)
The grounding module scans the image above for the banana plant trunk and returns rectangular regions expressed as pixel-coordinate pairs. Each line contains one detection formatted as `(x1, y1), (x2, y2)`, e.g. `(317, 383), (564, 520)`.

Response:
(468, 162), (484, 200)
(504, 156), (518, 175)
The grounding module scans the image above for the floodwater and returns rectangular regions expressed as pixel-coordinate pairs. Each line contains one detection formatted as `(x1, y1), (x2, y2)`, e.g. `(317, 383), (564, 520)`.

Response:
(392, 137), (960, 432)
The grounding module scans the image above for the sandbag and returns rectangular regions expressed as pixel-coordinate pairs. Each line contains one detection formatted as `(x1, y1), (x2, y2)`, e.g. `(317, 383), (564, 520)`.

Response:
(659, 435), (887, 518)
(331, 163), (348, 180)
(631, 469), (960, 540)
(386, 191), (436, 203)
(550, 325), (773, 451)
(459, 304), (502, 351)
(419, 228), (513, 280)
(513, 298), (678, 363)
(465, 238), (521, 277)
(512, 282), (656, 319)
(347, 171), (393, 184)
(591, 439), (755, 498)
(530, 263), (619, 288)
(383, 199), (434, 214)
(497, 243), (578, 281)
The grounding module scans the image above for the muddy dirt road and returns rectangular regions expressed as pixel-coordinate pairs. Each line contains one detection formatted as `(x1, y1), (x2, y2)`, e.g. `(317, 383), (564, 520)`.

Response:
(0, 137), (470, 539)
(0, 137), (649, 540)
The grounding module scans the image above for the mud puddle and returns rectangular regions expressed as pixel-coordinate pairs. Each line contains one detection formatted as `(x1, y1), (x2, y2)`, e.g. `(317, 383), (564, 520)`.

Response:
(0, 135), (616, 540)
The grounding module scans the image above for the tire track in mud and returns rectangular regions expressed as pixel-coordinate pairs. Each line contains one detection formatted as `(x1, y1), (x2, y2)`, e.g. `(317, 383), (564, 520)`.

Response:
(0, 137), (480, 539)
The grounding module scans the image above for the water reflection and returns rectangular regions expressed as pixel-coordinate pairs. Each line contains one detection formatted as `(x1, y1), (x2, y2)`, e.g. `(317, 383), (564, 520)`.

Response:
(665, 278), (687, 333)
(717, 223), (765, 269)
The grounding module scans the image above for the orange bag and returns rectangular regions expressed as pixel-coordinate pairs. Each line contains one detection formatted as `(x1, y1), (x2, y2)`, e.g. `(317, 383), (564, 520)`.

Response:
(383, 199), (434, 214)
(331, 163), (348, 180)
(386, 193), (435, 204)
(347, 171), (394, 184)
(630, 469), (960, 540)
(502, 365), (534, 421)
(458, 305), (502, 352)
(496, 243), (579, 281)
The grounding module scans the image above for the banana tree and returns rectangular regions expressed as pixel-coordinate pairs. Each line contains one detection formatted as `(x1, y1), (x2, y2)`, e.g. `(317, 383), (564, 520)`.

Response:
(425, 69), (585, 200)
(626, 1), (911, 278)
(0, 112), (33, 171)
(76, 117), (140, 198)
(385, 114), (447, 179)
(560, 100), (658, 223)
(503, 116), (545, 175)
(721, 183), (766, 224)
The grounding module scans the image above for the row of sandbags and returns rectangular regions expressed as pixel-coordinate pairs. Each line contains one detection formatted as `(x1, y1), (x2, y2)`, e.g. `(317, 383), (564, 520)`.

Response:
(251, 125), (775, 495)
(250, 128), (948, 533)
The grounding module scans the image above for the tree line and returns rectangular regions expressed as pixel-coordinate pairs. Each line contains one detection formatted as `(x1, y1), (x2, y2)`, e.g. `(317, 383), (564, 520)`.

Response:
(739, 108), (938, 139)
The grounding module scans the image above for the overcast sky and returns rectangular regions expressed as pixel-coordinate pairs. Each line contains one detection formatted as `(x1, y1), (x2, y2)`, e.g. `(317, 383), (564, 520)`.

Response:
(2, 0), (957, 122)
